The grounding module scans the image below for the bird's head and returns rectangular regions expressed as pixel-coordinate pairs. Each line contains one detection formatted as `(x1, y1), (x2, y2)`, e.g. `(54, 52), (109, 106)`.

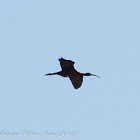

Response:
(84, 73), (93, 76)
(83, 73), (100, 78)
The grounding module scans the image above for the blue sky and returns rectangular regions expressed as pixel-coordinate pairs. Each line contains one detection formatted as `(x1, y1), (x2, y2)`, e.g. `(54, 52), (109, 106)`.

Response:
(0, 0), (140, 140)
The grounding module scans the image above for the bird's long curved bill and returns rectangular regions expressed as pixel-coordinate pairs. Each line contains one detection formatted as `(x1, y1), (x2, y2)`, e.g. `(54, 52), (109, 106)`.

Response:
(92, 74), (100, 78)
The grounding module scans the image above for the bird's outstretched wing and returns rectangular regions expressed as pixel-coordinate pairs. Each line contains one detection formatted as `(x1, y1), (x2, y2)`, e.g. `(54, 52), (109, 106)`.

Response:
(58, 57), (75, 71)
(69, 75), (83, 89)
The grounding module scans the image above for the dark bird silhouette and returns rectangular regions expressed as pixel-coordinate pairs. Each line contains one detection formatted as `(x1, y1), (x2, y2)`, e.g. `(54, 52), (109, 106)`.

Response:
(45, 57), (100, 89)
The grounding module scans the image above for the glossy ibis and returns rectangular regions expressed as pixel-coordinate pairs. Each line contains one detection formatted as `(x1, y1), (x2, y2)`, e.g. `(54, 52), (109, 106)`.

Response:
(45, 57), (100, 89)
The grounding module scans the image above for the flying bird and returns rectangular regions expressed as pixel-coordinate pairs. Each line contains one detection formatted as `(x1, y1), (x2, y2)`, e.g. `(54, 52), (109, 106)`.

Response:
(45, 57), (100, 89)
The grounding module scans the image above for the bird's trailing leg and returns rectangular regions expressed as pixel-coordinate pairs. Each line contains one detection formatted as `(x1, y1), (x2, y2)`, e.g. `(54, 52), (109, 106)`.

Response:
(45, 72), (61, 76)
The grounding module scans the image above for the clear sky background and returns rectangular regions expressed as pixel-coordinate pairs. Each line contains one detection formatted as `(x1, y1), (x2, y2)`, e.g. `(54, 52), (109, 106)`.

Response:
(0, 0), (140, 140)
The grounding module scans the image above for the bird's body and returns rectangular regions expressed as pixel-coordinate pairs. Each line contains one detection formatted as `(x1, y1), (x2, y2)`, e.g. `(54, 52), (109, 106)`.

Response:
(45, 57), (99, 89)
